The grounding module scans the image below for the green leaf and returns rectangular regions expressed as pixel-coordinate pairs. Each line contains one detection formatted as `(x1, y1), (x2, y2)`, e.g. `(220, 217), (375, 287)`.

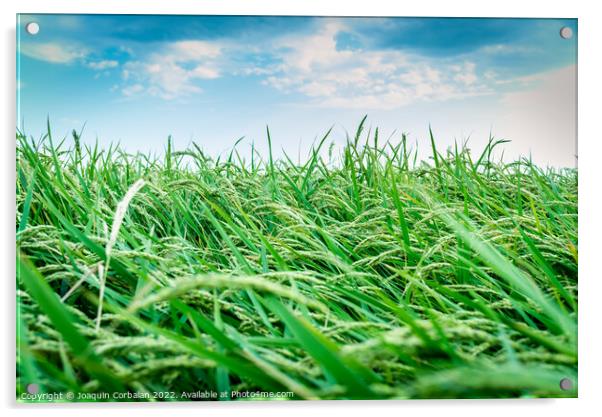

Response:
(17, 254), (125, 392)
(261, 295), (380, 398)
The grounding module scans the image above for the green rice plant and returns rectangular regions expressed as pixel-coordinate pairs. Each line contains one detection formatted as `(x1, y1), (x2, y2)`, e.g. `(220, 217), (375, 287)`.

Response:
(16, 120), (577, 401)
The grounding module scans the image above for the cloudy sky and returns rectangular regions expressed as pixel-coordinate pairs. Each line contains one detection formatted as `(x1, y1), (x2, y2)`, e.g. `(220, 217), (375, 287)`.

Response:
(17, 15), (577, 167)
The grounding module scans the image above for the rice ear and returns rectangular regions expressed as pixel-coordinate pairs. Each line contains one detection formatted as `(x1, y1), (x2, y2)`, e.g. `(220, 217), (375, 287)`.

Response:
(106, 179), (146, 259)
(96, 178), (146, 332)
(95, 263), (105, 332)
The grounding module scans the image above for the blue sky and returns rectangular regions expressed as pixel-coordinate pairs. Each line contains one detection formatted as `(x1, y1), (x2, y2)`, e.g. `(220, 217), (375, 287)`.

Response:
(17, 15), (577, 166)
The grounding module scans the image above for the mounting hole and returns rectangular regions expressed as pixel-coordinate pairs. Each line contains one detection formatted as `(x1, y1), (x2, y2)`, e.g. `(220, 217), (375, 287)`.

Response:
(25, 22), (40, 35)
(26, 383), (40, 394)
(559, 377), (573, 391)
(560, 26), (573, 40)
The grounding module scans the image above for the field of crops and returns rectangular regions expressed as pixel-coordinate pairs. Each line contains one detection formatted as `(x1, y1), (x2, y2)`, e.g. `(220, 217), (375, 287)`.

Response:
(16, 120), (578, 401)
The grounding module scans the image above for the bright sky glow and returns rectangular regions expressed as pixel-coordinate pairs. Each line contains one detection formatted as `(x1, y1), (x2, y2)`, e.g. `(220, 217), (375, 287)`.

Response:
(17, 15), (577, 167)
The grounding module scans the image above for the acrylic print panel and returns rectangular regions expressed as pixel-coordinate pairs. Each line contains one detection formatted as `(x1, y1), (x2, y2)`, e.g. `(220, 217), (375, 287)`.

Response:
(16, 14), (577, 402)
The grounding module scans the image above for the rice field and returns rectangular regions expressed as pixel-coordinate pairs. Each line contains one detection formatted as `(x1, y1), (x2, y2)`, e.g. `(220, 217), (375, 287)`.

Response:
(16, 119), (578, 401)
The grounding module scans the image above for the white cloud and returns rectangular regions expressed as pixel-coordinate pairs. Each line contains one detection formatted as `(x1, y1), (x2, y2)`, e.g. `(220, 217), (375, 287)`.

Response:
(480, 44), (535, 55)
(453, 62), (478, 86)
(120, 40), (222, 99)
(493, 71), (550, 87)
(261, 21), (492, 110)
(20, 42), (86, 64)
(190, 65), (220, 79)
(110, 19), (549, 115)
(87, 60), (118, 70)
(122, 84), (145, 97)
(169, 40), (221, 60)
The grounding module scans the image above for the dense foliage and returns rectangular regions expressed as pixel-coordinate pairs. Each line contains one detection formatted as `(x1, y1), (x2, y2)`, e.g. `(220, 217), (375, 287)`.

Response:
(17, 121), (577, 401)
